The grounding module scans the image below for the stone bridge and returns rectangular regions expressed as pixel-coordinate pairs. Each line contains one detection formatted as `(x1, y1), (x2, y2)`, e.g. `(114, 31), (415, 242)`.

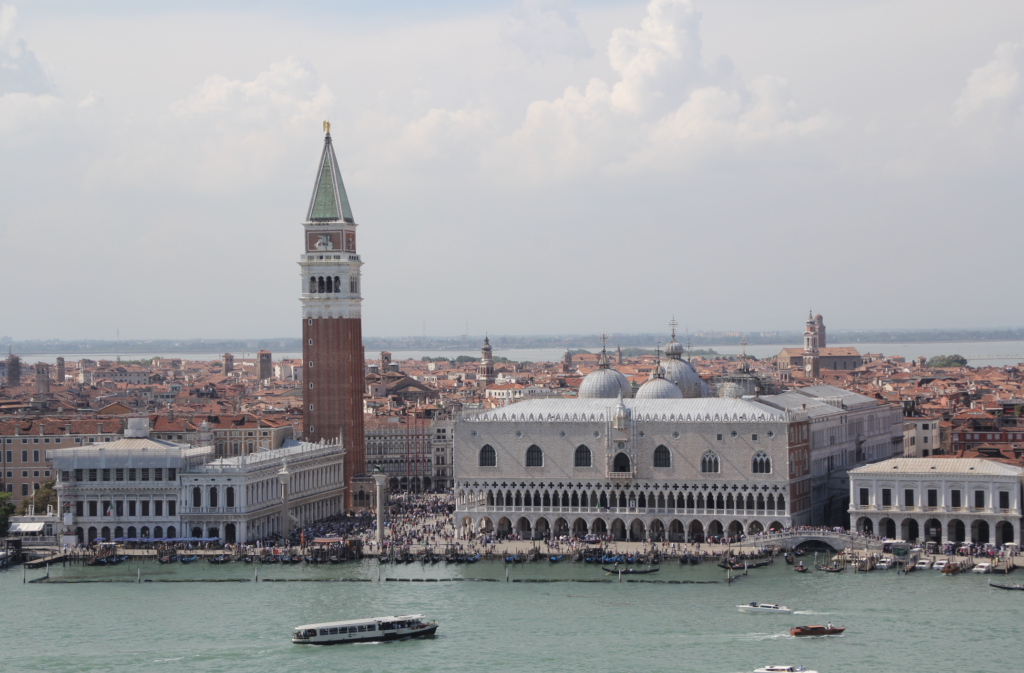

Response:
(754, 530), (885, 552)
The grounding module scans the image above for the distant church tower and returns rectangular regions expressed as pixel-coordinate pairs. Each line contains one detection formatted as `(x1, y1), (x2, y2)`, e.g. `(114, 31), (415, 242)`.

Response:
(478, 337), (495, 387)
(300, 127), (365, 506)
(814, 313), (826, 348)
(561, 348), (573, 374)
(803, 311), (820, 379)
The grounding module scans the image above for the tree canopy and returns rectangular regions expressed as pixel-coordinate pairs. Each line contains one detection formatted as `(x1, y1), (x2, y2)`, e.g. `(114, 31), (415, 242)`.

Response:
(927, 354), (968, 368)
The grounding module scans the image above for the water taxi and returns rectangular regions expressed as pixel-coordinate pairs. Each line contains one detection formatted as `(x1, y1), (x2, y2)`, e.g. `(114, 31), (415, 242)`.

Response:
(932, 560), (947, 571)
(913, 559), (932, 570)
(292, 615), (438, 645)
(738, 603), (792, 614)
(754, 667), (819, 673)
(790, 625), (844, 637)
(972, 562), (992, 574)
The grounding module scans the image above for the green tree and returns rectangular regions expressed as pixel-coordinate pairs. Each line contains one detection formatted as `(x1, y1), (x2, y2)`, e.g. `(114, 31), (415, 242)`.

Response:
(0, 491), (14, 536)
(17, 478), (57, 516)
(927, 354), (968, 368)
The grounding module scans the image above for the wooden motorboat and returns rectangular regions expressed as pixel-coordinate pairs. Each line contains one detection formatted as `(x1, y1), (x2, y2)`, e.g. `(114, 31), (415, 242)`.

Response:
(602, 566), (660, 574)
(790, 625), (845, 637)
(941, 563), (960, 575)
(292, 614), (438, 645)
(989, 581), (1024, 590)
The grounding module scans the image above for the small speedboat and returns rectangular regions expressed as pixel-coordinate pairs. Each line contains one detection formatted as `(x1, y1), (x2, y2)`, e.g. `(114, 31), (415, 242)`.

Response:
(914, 559), (933, 570)
(973, 562), (992, 574)
(754, 667), (819, 673)
(932, 560), (947, 571)
(790, 625), (844, 637)
(738, 603), (791, 614)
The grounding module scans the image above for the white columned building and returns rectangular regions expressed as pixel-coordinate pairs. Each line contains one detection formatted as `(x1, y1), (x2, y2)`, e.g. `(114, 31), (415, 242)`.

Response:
(848, 458), (1023, 545)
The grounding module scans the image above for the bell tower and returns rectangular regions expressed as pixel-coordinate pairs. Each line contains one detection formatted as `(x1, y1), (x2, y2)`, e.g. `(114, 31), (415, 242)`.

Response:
(803, 311), (820, 379)
(300, 126), (365, 506)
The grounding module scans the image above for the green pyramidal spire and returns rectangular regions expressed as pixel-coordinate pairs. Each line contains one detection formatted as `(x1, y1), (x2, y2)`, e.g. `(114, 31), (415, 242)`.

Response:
(306, 132), (354, 223)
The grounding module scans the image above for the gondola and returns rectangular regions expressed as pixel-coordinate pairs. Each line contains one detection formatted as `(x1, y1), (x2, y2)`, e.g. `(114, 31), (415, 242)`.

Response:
(785, 554), (795, 565)
(465, 554), (480, 563)
(815, 564), (844, 573)
(159, 554), (179, 564)
(242, 556), (254, 564)
(989, 581), (1024, 590)
(794, 564), (809, 573)
(208, 555), (229, 564)
(290, 555), (304, 564)
(265, 555), (281, 564)
(625, 554), (636, 564)
(548, 555), (563, 563)
(329, 556), (345, 564)
(179, 555), (198, 564)
(603, 566), (660, 574)
(504, 554), (521, 564)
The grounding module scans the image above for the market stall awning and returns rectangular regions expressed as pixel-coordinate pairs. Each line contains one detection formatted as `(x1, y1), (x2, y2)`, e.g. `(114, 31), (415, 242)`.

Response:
(9, 522), (45, 533)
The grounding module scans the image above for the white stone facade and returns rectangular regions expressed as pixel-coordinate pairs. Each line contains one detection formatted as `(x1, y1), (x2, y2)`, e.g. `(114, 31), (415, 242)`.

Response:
(849, 458), (1022, 546)
(454, 399), (805, 541)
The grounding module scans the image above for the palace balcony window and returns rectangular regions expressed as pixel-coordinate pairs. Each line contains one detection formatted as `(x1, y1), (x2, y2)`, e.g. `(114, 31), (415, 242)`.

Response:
(751, 452), (771, 474)
(574, 445), (592, 468)
(525, 445), (543, 467)
(700, 452), (719, 473)
(478, 445), (496, 467)
(653, 445), (671, 468)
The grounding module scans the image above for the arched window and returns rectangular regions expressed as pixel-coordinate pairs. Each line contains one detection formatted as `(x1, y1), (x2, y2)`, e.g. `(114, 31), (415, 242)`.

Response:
(325, 276), (333, 293)
(752, 451), (771, 474)
(574, 445), (592, 467)
(192, 487), (201, 507)
(526, 445), (543, 467)
(334, 276), (341, 293)
(613, 452), (631, 473)
(167, 526), (177, 538)
(226, 487), (235, 508)
(653, 445), (671, 468)
(209, 486), (218, 508)
(154, 526), (163, 538)
(309, 277), (317, 293)
(318, 277), (325, 293)
(700, 451), (719, 473)
(479, 445), (496, 467)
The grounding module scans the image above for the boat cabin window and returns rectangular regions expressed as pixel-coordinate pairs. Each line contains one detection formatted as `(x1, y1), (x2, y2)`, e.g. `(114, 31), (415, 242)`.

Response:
(319, 629), (329, 636)
(358, 625), (367, 632)
(366, 624), (376, 631)
(329, 628), (338, 635)
(348, 627), (358, 633)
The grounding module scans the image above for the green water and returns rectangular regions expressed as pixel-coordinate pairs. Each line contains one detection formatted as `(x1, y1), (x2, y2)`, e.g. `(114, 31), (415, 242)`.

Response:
(1, 557), (1019, 673)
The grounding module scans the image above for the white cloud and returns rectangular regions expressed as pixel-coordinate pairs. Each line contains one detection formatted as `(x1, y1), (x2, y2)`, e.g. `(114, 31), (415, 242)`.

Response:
(0, 3), (53, 95)
(483, 0), (827, 180)
(501, 0), (594, 62)
(953, 41), (1022, 123)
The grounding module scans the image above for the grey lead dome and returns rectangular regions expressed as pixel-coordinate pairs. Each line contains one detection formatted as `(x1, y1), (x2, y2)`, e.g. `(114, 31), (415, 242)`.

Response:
(578, 367), (634, 399)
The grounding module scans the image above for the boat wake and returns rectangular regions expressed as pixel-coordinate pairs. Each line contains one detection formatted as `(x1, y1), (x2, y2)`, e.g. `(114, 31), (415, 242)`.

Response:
(353, 641), (383, 646)
(153, 658), (184, 663)
(793, 611), (829, 615)
(738, 632), (791, 642)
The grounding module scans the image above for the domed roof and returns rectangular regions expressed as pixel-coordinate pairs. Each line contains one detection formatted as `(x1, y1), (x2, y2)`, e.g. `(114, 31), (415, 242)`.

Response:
(660, 357), (703, 398)
(664, 338), (685, 357)
(579, 367), (633, 399)
(636, 376), (683, 399)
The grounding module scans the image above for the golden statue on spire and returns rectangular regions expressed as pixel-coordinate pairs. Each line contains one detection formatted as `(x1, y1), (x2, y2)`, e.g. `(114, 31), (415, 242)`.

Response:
(323, 120), (330, 134)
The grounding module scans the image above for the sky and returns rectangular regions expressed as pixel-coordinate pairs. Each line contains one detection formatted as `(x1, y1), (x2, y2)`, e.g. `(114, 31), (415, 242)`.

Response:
(1, 0), (1022, 341)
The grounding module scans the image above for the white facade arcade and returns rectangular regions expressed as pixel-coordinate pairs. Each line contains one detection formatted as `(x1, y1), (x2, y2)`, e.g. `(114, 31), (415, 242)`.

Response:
(848, 458), (1023, 546)
(454, 398), (806, 542)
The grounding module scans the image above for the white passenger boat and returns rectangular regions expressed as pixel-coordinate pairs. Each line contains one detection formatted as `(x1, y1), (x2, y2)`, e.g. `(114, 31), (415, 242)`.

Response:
(737, 603), (792, 614)
(972, 563), (992, 574)
(291, 614), (439, 644)
(754, 666), (818, 673)
(914, 559), (932, 570)
(932, 560), (947, 571)
(875, 558), (893, 570)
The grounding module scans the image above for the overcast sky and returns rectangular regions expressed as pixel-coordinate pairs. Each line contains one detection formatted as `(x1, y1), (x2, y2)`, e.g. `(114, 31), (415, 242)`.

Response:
(1, 0), (1022, 341)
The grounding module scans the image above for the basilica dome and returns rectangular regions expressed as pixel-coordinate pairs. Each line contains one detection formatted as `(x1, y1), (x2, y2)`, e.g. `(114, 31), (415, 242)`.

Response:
(660, 357), (703, 398)
(578, 357), (633, 399)
(635, 365), (684, 399)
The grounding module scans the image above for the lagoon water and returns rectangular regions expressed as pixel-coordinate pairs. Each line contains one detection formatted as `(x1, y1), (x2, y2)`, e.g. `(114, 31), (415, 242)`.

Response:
(2, 556), (1020, 673)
